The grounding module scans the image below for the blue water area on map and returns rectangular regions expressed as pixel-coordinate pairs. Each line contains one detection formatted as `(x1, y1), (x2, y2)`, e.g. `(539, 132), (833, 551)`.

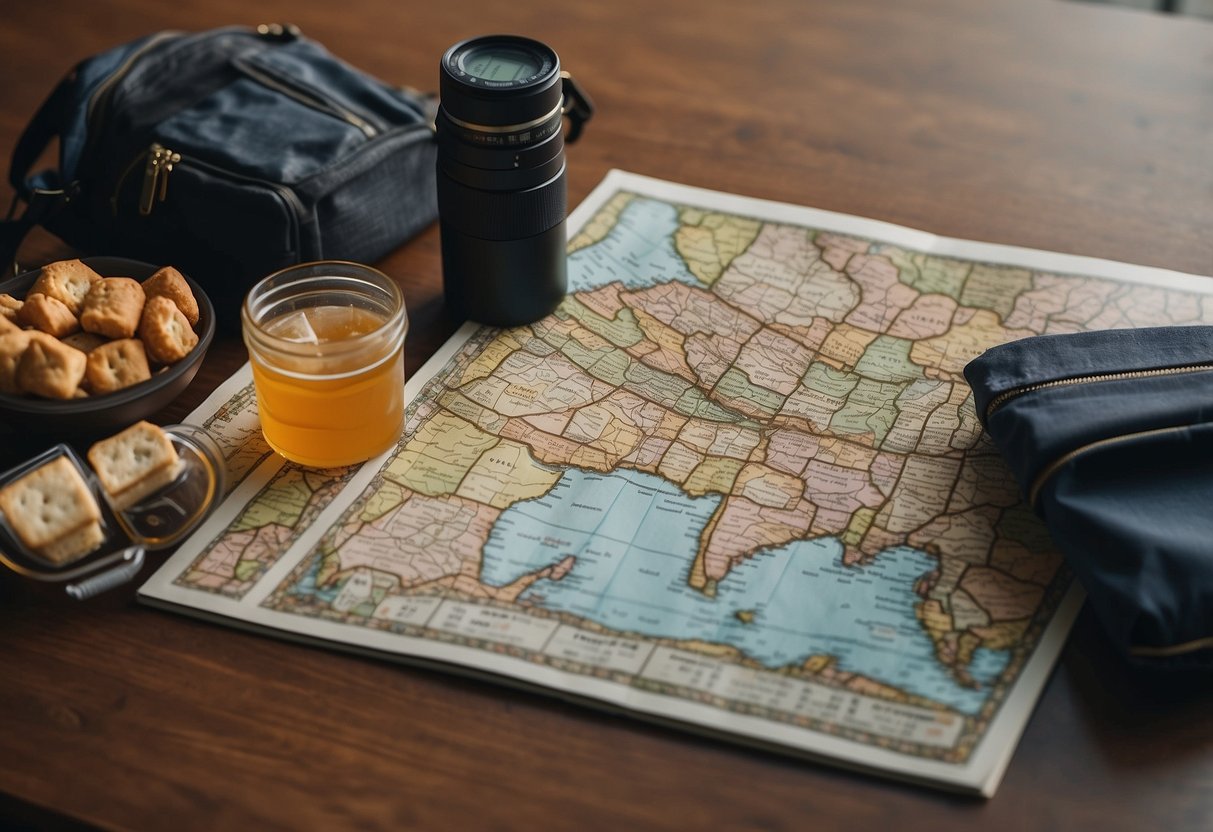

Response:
(481, 467), (1010, 715)
(567, 198), (701, 292)
(288, 557), (340, 604)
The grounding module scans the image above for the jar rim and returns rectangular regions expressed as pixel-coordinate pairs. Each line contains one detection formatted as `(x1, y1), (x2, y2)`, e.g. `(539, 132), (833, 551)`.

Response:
(241, 261), (408, 363)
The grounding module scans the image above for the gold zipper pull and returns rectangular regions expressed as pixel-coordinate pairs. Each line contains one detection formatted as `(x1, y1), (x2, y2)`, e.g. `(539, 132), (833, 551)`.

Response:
(158, 151), (180, 204)
(139, 147), (164, 215)
(139, 144), (178, 216)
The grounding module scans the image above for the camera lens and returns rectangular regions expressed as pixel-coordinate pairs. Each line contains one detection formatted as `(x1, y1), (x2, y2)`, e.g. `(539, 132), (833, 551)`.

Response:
(437, 35), (589, 327)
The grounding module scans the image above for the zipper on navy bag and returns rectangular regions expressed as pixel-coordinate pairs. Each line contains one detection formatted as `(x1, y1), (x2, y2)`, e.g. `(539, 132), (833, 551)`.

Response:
(138, 145), (180, 214)
(233, 59), (380, 138)
(109, 143), (303, 254)
(82, 26), (338, 178)
(1026, 422), (1204, 508)
(983, 362), (1213, 424)
(80, 30), (184, 173)
(989, 362), (1213, 508)
(981, 362), (1213, 506)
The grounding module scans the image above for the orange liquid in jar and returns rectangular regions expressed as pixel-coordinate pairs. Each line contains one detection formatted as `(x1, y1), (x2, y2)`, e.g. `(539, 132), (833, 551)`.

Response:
(251, 305), (405, 468)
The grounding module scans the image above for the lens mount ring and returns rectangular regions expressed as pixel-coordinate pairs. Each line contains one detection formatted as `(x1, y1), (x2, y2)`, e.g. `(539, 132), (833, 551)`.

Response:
(443, 101), (564, 135)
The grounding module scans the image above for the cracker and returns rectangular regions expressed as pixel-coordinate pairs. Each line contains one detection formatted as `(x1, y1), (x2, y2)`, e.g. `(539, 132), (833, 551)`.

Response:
(29, 259), (102, 316)
(0, 455), (101, 551)
(86, 338), (151, 393)
(61, 331), (108, 353)
(87, 420), (181, 510)
(0, 293), (22, 322)
(16, 333), (87, 399)
(80, 277), (146, 339)
(37, 519), (104, 565)
(18, 292), (80, 338)
(138, 296), (198, 364)
(142, 266), (199, 327)
(0, 330), (34, 394)
(0, 313), (19, 335)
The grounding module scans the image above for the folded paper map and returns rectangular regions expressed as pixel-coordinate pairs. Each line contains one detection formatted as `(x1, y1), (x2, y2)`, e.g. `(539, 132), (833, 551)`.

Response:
(140, 170), (1213, 795)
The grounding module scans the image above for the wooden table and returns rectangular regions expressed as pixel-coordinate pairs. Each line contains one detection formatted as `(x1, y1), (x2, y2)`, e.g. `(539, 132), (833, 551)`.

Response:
(2, 0), (1211, 828)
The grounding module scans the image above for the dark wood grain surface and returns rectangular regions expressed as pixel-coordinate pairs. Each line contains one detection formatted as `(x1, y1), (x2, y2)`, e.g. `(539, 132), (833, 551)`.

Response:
(2, 1), (1212, 829)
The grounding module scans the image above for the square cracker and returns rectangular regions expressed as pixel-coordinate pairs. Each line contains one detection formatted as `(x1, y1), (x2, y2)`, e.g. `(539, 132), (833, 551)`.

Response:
(88, 420), (181, 510)
(81, 277), (146, 339)
(62, 331), (108, 353)
(16, 333), (87, 399)
(37, 519), (105, 565)
(142, 267), (199, 327)
(0, 330), (34, 394)
(0, 293), (22, 322)
(86, 338), (152, 393)
(29, 259), (102, 316)
(139, 296), (198, 364)
(0, 455), (102, 550)
(19, 292), (79, 338)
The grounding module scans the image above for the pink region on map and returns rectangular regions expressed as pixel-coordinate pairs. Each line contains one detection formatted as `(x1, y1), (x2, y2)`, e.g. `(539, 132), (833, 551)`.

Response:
(336, 494), (501, 588)
(624, 435), (673, 470)
(734, 327), (815, 396)
(887, 294), (959, 341)
(717, 225), (859, 324)
(683, 332), (746, 388)
(959, 566), (1046, 622)
(622, 281), (760, 341)
(816, 231), (870, 262)
(764, 429), (823, 477)
(502, 418), (589, 464)
(523, 411), (573, 435)
(802, 459), (886, 516)
(870, 452), (907, 497)
(577, 282), (626, 319)
(190, 524), (293, 589)
(844, 254), (918, 333)
(700, 495), (815, 582)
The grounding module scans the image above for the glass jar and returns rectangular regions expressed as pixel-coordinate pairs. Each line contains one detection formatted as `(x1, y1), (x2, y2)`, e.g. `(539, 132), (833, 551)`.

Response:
(241, 261), (408, 468)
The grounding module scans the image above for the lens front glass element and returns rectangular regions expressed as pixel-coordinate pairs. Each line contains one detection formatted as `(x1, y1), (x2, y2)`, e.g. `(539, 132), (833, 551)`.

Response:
(461, 46), (541, 82)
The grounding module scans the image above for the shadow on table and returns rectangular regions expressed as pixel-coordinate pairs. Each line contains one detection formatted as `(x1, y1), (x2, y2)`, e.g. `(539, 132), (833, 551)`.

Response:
(1062, 607), (1213, 769)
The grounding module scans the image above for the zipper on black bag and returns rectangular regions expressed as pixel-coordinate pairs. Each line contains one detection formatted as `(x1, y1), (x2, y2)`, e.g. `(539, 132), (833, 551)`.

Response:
(982, 363), (1213, 424)
(110, 142), (303, 253)
(233, 59), (380, 138)
(80, 31), (184, 179)
(982, 362), (1213, 508)
(84, 26), (345, 196)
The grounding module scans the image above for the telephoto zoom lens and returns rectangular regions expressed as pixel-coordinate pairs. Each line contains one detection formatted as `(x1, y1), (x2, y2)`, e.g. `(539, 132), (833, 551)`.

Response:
(436, 35), (592, 327)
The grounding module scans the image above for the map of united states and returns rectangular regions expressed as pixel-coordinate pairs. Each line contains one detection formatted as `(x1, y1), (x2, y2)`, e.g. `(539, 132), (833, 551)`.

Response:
(173, 183), (1213, 767)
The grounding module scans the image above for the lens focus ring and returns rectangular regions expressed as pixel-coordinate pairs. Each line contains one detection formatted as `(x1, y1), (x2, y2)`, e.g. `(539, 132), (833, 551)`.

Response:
(437, 166), (567, 241)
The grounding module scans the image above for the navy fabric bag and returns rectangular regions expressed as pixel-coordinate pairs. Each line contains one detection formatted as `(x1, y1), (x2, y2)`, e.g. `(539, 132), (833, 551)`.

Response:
(965, 326), (1213, 666)
(2, 24), (437, 318)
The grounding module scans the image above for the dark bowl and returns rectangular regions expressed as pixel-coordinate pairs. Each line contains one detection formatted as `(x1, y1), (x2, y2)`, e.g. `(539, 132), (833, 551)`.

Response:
(0, 256), (215, 439)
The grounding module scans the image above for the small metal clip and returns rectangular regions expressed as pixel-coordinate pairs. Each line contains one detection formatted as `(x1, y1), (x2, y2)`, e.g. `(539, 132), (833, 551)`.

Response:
(559, 71), (595, 144)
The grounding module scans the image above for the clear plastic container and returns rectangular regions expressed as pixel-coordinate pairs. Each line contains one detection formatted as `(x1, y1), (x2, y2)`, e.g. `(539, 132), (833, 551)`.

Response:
(0, 424), (226, 599)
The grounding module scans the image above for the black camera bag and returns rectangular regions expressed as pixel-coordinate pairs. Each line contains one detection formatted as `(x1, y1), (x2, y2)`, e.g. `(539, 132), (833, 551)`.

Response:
(1, 24), (437, 317)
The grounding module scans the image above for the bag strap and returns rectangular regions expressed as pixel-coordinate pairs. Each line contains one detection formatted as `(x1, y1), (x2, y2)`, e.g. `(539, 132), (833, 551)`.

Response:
(0, 186), (74, 277)
(2, 73), (78, 275)
(9, 70), (77, 195)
